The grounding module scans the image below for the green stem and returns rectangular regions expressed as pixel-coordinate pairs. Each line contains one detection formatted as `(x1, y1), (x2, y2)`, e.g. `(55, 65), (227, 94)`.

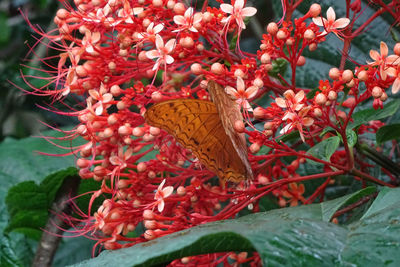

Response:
(356, 143), (400, 178)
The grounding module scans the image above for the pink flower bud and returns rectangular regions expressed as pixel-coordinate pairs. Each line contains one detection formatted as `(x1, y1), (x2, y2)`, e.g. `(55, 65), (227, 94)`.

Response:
(266, 22), (278, 35)
(148, 171), (156, 179)
(253, 107), (266, 119)
(357, 70), (368, 82)
(143, 210), (154, 220)
(137, 162), (147, 172)
(249, 143), (260, 154)
(329, 68), (340, 80)
(394, 43), (400, 56)
(110, 85), (121, 96)
(315, 93), (327, 105)
(297, 56), (306, 66)
(167, 0), (175, 9)
(149, 127), (161, 136)
(177, 186), (186, 196)
(144, 230), (156, 240)
(253, 78), (264, 88)
(328, 91), (337, 101)
(372, 86), (383, 98)
(258, 174), (270, 185)
(304, 29), (315, 40)
(342, 70), (353, 83)
(234, 120), (245, 133)
(190, 63), (202, 75)
(276, 30), (287, 40)
(132, 127), (145, 137)
(118, 125), (131, 136)
(211, 63), (224, 75)
(309, 43), (317, 51)
(309, 3), (321, 17)
(77, 158), (89, 168)
(260, 53), (271, 64)
(173, 3), (185, 14)
(342, 97), (356, 108)
(152, 0), (163, 7)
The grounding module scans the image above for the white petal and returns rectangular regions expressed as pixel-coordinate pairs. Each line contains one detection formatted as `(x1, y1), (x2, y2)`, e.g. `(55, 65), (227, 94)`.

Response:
(241, 7), (257, 17)
(185, 7), (194, 18)
(88, 89), (100, 99)
(392, 78), (400, 94)
(95, 104), (103, 115)
(162, 186), (174, 197)
(157, 200), (165, 212)
(234, 0), (244, 9)
(102, 93), (113, 103)
(326, 7), (336, 22)
(280, 123), (293, 134)
(165, 55), (174, 64)
(236, 77), (245, 92)
(312, 17), (326, 27)
(133, 7), (143, 15)
(332, 18), (350, 29)
(153, 24), (164, 33)
(245, 86), (258, 99)
(220, 4), (233, 14)
(173, 15), (185, 25)
(146, 50), (160, 59)
(225, 86), (239, 98)
(165, 39), (176, 53)
(155, 34), (164, 49)
(158, 179), (166, 191)
(275, 97), (287, 108)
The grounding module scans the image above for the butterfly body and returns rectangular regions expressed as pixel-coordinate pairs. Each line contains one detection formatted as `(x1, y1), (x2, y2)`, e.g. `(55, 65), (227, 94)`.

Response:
(144, 82), (253, 184)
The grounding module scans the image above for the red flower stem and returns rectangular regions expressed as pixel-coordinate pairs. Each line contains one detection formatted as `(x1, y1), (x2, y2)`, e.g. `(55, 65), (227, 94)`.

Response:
(350, 168), (395, 187)
(304, 177), (331, 204)
(332, 191), (378, 219)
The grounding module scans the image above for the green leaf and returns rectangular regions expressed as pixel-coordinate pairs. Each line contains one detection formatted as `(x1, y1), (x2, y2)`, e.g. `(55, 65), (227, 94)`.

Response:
(320, 186), (376, 222)
(376, 124), (400, 144)
(319, 126), (335, 137)
(0, 233), (35, 267)
(0, 130), (83, 264)
(0, 12), (10, 44)
(345, 129), (358, 148)
(307, 136), (340, 164)
(72, 187), (396, 267)
(360, 187), (400, 219)
(5, 168), (79, 239)
(348, 99), (400, 129)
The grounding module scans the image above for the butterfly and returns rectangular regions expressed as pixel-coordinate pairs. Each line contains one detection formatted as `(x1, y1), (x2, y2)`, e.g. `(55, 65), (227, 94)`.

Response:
(144, 81), (253, 184)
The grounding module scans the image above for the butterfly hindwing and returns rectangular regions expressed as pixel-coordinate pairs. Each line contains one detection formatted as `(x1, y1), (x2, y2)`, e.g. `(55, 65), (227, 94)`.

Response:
(144, 97), (251, 183)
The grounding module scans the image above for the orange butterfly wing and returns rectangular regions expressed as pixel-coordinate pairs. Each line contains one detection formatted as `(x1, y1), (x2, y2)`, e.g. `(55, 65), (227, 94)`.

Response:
(144, 99), (251, 183)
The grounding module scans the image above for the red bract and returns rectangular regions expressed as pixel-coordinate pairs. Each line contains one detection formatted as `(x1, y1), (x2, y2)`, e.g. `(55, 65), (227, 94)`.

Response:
(24, 0), (400, 265)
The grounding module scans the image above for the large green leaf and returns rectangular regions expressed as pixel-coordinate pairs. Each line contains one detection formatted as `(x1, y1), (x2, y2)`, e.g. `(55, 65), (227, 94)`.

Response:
(72, 187), (391, 267)
(0, 131), (84, 265)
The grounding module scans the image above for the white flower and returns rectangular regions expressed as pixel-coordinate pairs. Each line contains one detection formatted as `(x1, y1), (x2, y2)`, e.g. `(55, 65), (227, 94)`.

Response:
(173, 7), (202, 32)
(154, 179), (173, 212)
(145, 34), (176, 71)
(312, 7), (350, 36)
(220, 0), (257, 30)
(225, 77), (258, 111)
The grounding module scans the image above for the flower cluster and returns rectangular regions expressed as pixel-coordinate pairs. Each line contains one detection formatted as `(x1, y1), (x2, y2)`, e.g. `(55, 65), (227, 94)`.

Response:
(25, 0), (400, 265)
